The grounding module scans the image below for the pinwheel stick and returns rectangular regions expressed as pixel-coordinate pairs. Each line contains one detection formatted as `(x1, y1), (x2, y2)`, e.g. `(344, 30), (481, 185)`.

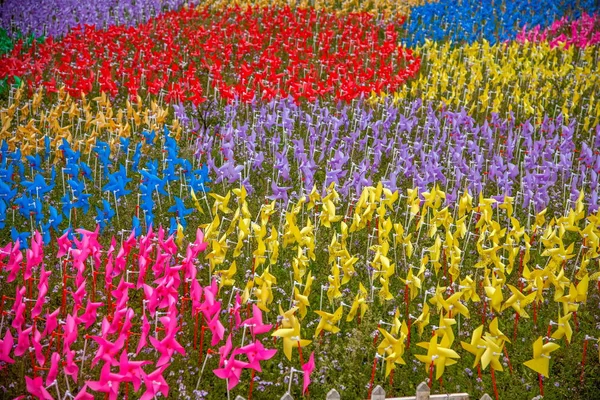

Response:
(195, 352), (211, 391)
(491, 368), (498, 400)
(81, 335), (88, 377)
(581, 339), (588, 384)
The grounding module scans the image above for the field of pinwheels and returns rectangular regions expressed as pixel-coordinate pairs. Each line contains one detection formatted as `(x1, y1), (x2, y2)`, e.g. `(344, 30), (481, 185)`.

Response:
(1, 0), (600, 399)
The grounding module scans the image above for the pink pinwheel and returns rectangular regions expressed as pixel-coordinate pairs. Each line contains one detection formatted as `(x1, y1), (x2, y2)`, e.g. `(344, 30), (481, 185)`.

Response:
(199, 280), (221, 320)
(238, 340), (277, 372)
(111, 277), (134, 311)
(0, 242), (11, 264)
(218, 334), (234, 367)
(6, 241), (22, 283)
(213, 353), (250, 390)
(78, 301), (103, 329)
(25, 231), (44, 280)
(136, 313), (151, 355)
(73, 384), (94, 400)
(64, 348), (79, 382)
(87, 363), (126, 400)
(11, 299), (26, 332)
(42, 308), (60, 338)
(190, 278), (203, 315)
(31, 266), (52, 319)
(63, 314), (79, 351)
(0, 329), (15, 364)
(142, 284), (160, 316)
(57, 231), (72, 258)
(25, 375), (53, 400)
(118, 350), (151, 391)
(149, 315), (186, 367)
(207, 313), (225, 346)
(140, 366), (170, 400)
(45, 352), (60, 386)
(32, 328), (45, 367)
(192, 227), (208, 252)
(91, 321), (126, 367)
(71, 280), (87, 310)
(14, 326), (32, 357)
(11, 286), (26, 330)
(230, 293), (242, 330)
(241, 304), (273, 337)
(301, 352), (315, 394)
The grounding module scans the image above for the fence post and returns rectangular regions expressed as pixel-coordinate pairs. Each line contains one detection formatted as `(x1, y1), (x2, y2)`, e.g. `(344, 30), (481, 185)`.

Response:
(416, 381), (430, 400)
(326, 388), (341, 400)
(371, 385), (385, 400)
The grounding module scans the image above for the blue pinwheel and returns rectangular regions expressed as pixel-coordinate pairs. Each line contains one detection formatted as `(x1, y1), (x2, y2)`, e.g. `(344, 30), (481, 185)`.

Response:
(25, 154), (43, 172)
(0, 200), (7, 229)
(80, 162), (93, 181)
(189, 163), (211, 193)
(21, 173), (54, 197)
(131, 142), (143, 172)
(143, 129), (156, 144)
(0, 180), (17, 202)
(95, 199), (115, 232)
(103, 164), (131, 198)
(131, 215), (142, 237)
(11, 227), (30, 249)
(46, 205), (63, 231)
(168, 196), (193, 228)
(66, 178), (92, 214)
(14, 194), (35, 218)
(93, 140), (112, 175)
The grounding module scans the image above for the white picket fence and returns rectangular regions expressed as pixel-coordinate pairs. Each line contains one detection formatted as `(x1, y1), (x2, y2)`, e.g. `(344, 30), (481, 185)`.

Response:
(233, 381), (492, 400)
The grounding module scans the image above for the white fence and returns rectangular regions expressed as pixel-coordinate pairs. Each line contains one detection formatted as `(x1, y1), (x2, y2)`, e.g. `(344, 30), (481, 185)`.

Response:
(233, 381), (493, 400)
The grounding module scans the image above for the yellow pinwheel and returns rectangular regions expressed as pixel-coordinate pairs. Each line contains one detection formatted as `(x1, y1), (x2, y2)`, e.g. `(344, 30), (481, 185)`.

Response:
(272, 306), (311, 361)
(416, 334), (460, 380)
(346, 283), (368, 322)
(501, 284), (536, 318)
(210, 191), (233, 215)
(480, 334), (505, 372)
(461, 325), (486, 368)
(294, 272), (314, 319)
(215, 261), (237, 291)
(523, 336), (560, 378)
(488, 317), (510, 343)
(415, 302), (430, 336)
(550, 311), (573, 344)
(314, 306), (343, 337)
(376, 325), (407, 377)
(400, 268), (421, 301)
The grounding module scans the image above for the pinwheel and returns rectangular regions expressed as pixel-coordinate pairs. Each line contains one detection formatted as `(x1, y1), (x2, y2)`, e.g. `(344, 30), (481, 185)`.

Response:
(346, 282), (368, 322)
(272, 306), (311, 361)
(550, 311), (573, 344)
(314, 306), (343, 337)
(25, 375), (54, 400)
(461, 325), (486, 369)
(86, 363), (127, 400)
(238, 339), (277, 372)
(301, 352), (315, 395)
(241, 304), (272, 339)
(0, 329), (14, 364)
(501, 284), (536, 317)
(415, 333), (461, 382)
(140, 366), (170, 400)
(524, 336), (561, 378)
(213, 352), (250, 390)
(294, 272), (314, 320)
(376, 324), (407, 377)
